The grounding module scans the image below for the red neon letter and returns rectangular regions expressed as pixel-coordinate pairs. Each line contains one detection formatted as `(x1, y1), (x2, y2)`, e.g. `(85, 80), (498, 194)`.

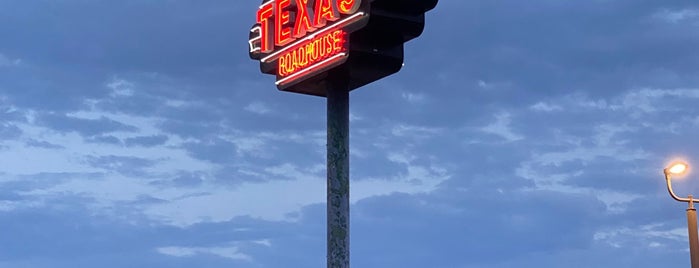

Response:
(256, 3), (274, 53)
(337, 0), (361, 14)
(332, 30), (345, 52)
(275, 0), (295, 47)
(314, 0), (339, 28)
(293, 0), (315, 38)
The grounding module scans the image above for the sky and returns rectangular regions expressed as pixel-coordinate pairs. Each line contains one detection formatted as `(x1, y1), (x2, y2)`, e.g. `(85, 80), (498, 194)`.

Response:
(1, 0), (699, 267)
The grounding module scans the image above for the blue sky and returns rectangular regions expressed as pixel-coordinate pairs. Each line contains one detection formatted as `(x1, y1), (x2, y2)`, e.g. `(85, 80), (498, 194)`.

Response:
(2, 0), (699, 267)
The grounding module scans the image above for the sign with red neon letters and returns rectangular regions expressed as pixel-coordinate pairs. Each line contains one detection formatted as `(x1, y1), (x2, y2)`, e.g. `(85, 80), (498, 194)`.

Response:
(249, 0), (369, 90)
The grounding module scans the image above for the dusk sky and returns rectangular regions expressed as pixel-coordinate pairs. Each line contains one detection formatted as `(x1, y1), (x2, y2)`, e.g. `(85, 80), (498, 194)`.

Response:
(2, 0), (699, 267)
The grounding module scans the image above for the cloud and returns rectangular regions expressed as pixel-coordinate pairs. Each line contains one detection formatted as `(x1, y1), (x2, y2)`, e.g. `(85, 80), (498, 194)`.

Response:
(106, 78), (135, 97)
(124, 135), (168, 147)
(654, 8), (699, 23)
(25, 139), (65, 149)
(157, 246), (251, 261)
(0, 123), (22, 140)
(2, 0), (699, 267)
(0, 53), (21, 67)
(530, 101), (563, 112)
(181, 138), (238, 164)
(85, 155), (158, 176)
(401, 92), (427, 103)
(35, 113), (138, 137)
(349, 189), (605, 267)
(390, 124), (442, 140)
(244, 101), (272, 115)
(0, 203), (277, 267)
(479, 112), (523, 142)
(85, 135), (123, 145)
(150, 171), (205, 188)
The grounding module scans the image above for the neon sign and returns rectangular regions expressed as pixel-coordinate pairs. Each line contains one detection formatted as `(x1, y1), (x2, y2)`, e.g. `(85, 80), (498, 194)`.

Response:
(277, 29), (345, 77)
(249, 0), (369, 91)
(249, 0), (439, 96)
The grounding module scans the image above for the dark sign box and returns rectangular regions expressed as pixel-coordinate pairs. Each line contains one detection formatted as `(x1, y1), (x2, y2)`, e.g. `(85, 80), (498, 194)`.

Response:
(250, 0), (438, 97)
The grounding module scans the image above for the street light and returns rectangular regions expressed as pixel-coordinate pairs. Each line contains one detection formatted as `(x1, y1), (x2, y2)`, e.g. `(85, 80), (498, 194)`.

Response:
(664, 161), (699, 268)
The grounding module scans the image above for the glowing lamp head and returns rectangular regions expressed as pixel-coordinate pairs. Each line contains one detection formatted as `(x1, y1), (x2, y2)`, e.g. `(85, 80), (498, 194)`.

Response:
(666, 161), (689, 176)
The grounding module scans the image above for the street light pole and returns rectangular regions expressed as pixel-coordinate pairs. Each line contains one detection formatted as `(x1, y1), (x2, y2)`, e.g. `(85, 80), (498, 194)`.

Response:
(688, 196), (699, 268)
(664, 162), (699, 268)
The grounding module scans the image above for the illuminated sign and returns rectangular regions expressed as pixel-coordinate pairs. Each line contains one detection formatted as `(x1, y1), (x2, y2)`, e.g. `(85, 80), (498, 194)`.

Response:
(277, 29), (346, 84)
(249, 0), (369, 91)
(249, 0), (439, 96)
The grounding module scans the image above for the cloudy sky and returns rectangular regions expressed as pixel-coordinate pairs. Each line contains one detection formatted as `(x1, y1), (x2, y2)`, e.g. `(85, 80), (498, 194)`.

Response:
(2, 0), (699, 267)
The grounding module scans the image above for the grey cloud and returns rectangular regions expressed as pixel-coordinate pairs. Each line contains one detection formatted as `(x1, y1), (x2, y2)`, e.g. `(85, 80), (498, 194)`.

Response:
(85, 135), (123, 145)
(2, 1), (698, 267)
(0, 0), (258, 116)
(0, 172), (687, 268)
(542, 156), (658, 194)
(3, 172), (105, 197)
(124, 135), (168, 147)
(85, 155), (157, 176)
(0, 108), (26, 123)
(0, 190), (23, 202)
(0, 62), (110, 112)
(0, 123), (21, 140)
(25, 139), (65, 149)
(0, 206), (245, 267)
(36, 113), (137, 137)
(149, 171), (205, 188)
(350, 190), (605, 267)
(182, 138), (237, 164)
(127, 195), (169, 206)
(171, 188), (683, 268)
(0, 0), (250, 77)
(0, 202), (300, 268)
(348, 118), (535, 189)
(346, 0), (699, 129)
(351, 152), (408, 180)
(0, 53), (20, 67)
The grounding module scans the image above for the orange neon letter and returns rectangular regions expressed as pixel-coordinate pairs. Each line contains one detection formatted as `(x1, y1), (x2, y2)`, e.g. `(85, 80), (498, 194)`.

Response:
(275, 0), (295, 47)
(256, 2), (275, 53)
(337, 0), (361, 14)
(314, 0), (339, 28)
(293, 0), (315, 38)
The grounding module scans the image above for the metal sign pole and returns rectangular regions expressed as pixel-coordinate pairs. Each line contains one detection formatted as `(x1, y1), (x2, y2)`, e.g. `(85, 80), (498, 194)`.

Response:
(326, 71), (350, 268)
(248, 2), (438, 267)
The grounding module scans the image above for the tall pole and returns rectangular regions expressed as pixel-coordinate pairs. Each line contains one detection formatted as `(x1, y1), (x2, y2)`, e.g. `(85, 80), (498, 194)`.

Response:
(688, 195), (699, 268)
(326, 71), (350, 268)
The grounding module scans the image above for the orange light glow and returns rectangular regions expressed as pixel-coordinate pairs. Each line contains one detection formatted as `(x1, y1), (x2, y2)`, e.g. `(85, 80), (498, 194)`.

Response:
(667, 161), (690, 176)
